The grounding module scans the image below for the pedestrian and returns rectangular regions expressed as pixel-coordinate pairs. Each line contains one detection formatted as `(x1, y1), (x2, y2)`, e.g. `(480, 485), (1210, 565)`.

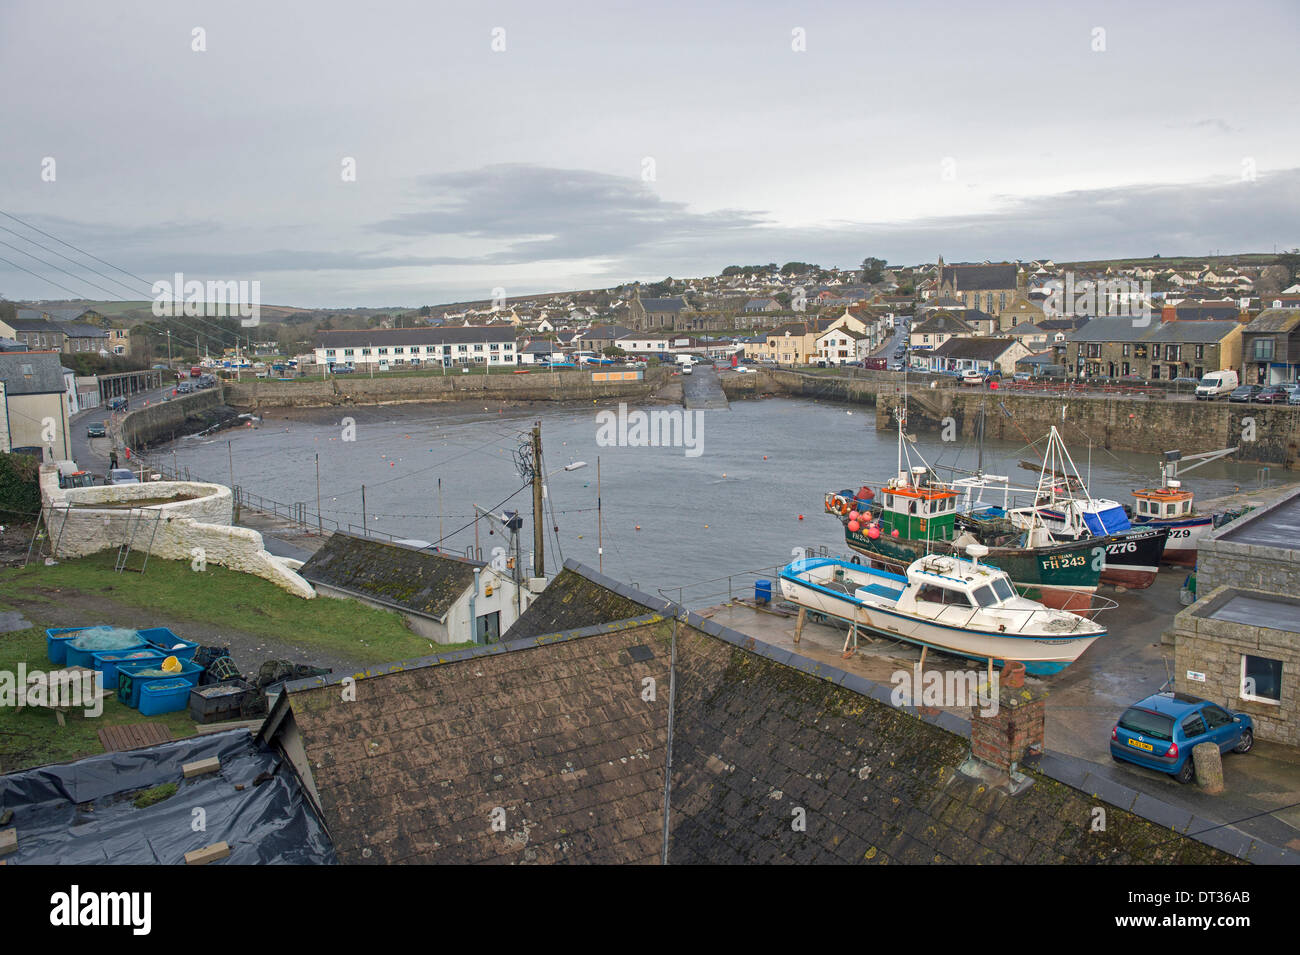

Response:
(109, 450), (118, 470)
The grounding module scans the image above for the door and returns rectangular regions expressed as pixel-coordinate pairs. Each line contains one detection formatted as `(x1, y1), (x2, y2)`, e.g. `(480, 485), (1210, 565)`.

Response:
(1201, 704), (1238, 752)
(476, 611), (501, 644)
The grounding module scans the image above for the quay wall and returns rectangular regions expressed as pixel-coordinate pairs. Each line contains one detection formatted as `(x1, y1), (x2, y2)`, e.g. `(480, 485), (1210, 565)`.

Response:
(120, 388), (227, 449)
(223, 367), (672, 410)
(721, 367), (1298, 468)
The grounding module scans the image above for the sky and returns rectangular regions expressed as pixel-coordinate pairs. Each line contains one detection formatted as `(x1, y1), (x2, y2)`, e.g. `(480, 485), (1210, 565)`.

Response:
(2, 0), (1298, 308)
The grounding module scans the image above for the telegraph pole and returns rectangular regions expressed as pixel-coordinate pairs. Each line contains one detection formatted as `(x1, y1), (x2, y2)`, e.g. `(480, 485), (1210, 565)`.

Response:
(532, 422), (545, 578)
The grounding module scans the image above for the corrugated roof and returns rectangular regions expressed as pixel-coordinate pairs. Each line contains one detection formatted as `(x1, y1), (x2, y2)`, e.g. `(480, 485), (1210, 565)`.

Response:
(315, 326), (515, 348)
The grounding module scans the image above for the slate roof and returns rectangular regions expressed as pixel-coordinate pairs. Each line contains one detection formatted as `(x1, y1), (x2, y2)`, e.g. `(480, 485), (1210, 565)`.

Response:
(315, 327), (516, 348)
(1068, 318), (1239, 345)
(297, 532), (483, 621)
(639, 297), (688, 313)
(939, 263), (1018, 291)
(3, 317), (61, 333)
(1170, 304), (1239, 322)
(932, 337), (1019, 360)
(505, 566), (653, 640)
(0, 351), (67, 395)
(57, 322), (108, 339)
(578, 324), (632, 341)
(1243, 309), (1300, 334)
(264, 560), (1269, 865)
(911, 312), (974, 336)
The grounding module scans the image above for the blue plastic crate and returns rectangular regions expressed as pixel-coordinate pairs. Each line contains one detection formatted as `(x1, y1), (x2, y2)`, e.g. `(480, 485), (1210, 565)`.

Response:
(117, 659), (206, 709)
(139, 679), (193, 716)
(91, 648), (167, 688)
(64, 631), (147, 669)
(136, 628), (198, 663)
(46, 627), (87, 665)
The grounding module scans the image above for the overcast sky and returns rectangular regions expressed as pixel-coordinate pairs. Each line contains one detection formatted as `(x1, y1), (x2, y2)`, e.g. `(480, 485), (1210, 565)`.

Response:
(2, 0), (1298, 308)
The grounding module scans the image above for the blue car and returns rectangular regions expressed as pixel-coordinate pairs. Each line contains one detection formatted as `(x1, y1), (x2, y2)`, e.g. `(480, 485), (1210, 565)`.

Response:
(1110, 692), (1254, 783)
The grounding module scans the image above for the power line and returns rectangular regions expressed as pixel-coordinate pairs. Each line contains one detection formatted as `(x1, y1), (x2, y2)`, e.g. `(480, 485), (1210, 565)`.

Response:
(0, 237), (136, 302)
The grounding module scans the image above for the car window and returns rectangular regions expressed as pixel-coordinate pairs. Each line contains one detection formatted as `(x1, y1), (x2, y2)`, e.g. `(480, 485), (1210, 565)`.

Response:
(1181, 714), (1207, 737)
(1203, 705), (1233, 728)
(1118, 707), (1173, 741)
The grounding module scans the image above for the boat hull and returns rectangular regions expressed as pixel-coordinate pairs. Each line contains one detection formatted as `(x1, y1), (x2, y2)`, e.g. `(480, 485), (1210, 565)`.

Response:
(778, 570), (1103, 675)
(843, 527), (1099, 612)
(1131, 515), (1214, 566)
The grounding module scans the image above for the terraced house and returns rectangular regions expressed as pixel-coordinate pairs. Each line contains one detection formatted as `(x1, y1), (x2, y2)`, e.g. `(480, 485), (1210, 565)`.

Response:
(312, 326), (517, 369)
(1240, 309), (1300, 385)
(1062, 318), (1242, 380)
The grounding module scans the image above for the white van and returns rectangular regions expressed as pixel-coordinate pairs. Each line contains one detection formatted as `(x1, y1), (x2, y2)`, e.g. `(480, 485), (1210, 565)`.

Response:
(1195, 370), (1238, 400)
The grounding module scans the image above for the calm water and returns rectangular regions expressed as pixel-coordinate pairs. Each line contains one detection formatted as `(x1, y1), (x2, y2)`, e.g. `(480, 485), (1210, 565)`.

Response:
(156, 397), (1269, 605)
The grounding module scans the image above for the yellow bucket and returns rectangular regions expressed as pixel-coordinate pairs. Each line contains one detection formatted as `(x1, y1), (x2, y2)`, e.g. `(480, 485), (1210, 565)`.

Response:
(161, 655), (182, 673)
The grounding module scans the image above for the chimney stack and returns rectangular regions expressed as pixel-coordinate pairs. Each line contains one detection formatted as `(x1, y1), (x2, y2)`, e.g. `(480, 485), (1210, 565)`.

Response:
(970, 661), (1045, 773)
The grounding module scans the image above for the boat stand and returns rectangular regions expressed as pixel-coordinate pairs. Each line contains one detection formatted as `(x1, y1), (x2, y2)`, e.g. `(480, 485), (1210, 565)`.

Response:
(793, 607), (806, 644)
(841, 619), (859, 658)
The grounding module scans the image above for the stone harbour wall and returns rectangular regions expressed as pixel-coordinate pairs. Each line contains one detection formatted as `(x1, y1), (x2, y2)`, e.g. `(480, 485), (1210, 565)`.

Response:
(223, 367), (673, 410)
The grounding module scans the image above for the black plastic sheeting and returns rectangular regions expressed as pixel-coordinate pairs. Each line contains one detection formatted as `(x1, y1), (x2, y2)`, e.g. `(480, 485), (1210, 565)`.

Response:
(0, 729), (335, 864)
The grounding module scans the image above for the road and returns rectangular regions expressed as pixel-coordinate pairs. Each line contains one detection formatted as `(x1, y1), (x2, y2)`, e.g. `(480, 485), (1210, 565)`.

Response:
(69, 377), (195, 474)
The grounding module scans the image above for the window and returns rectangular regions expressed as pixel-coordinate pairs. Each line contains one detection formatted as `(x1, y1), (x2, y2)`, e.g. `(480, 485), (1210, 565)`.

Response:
(1151, 344), (1161, 360)
(1194, 345), (1204, 360)
(1253, 339), (1274, 361)
(1181, 714), (1207, 737)
(1122, 344), (1130, 357)
(1203, 705), (1235, 730)
(325, 349), (336, 357)
(361, 348), (371, 356)
(1242, 655), (1281, 703)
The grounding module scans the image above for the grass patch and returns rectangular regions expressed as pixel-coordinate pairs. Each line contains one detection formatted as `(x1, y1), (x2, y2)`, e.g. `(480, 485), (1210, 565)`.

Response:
(0, 552), (468, 665)
(133, 782), (178, 808)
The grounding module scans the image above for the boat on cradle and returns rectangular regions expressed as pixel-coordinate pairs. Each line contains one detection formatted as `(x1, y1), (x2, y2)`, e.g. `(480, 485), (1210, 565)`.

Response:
(1000, 427), (1168, 590)
(778, 545), (1112, 675)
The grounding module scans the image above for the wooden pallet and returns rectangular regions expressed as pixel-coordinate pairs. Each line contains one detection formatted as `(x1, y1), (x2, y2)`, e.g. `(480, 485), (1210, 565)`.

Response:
(97, 723), (174, 753)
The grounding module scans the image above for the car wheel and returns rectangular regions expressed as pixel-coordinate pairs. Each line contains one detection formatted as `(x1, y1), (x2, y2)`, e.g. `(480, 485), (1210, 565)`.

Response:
(1233, 728), (1253, 753)
(1175, 758), (1195, 784)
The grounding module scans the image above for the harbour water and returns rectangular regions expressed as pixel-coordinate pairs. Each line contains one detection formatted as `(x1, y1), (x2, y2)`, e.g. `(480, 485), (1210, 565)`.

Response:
(157, 397), (1270, 603)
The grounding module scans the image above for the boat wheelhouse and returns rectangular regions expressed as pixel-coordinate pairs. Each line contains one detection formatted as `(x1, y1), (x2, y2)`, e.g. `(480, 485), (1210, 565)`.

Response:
(1130, 478), (1214, 567)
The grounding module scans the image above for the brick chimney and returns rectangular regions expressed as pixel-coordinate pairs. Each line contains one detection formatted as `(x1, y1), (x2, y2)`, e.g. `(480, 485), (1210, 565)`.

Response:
(970, 661), (1046, 772)
(1161, 305), (1177, 324)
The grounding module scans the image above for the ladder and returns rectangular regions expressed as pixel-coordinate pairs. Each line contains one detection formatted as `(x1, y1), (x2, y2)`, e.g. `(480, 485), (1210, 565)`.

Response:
(115, 508), (163, 574)
(24, 504), (73, 567)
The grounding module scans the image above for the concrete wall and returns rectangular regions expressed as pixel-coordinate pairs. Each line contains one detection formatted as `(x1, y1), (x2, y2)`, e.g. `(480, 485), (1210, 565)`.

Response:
(222, 367), (672, 410)
(40, 464), (314, 598)
(1196, 489), (1300, 595)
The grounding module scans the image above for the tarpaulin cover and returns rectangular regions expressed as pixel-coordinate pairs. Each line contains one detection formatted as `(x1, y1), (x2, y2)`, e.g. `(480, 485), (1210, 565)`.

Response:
(1083, 505), (1132, 536)
(0, 729), (335, 864)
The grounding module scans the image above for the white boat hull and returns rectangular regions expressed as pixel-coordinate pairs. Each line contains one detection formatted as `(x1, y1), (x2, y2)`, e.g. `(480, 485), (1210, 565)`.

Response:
(779, 569), (1104, 675)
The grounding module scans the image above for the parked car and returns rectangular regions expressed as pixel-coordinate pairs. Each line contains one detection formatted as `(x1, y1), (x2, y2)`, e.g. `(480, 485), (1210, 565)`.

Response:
(887, 361), (905, 371)
(1117, 373), (1147, 385)
(85, 422), (106, 439)
(106, 397), (126, 411)
(1290, 389), (1300, 406)
(1228, 384), (1263, 403)
(107, 468), (140, 485)
(1195, 370), (1238, 400)
(1253, 385), (1290, 404)
(681, 364), (693, 375)
(1110, 692), (1253, 783)
(733, 365), (754, 374)
(176, 381), (194, 394)
(1013, 371), (1033, 383)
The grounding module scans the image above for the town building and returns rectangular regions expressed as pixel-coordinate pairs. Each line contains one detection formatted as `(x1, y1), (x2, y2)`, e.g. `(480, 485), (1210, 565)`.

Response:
(815, 326), (870, 365)
(627, 294), (693, 331)
(312, 326), (517, 369)
(933, 257), (1023, 318)
(1239, 309), (1300, 385)
(0, 351), (72, 458)
(909, 311), (975, 352)
(1063, 318), (1242, 380)
(297, 533), (537, 645)
(927, 337), (1028, 375)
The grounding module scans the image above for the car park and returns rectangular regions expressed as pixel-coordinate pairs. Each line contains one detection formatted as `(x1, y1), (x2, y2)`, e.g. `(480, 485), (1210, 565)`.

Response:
(1110, 692), (1253, 783)
(1228, 384), (1263, 403)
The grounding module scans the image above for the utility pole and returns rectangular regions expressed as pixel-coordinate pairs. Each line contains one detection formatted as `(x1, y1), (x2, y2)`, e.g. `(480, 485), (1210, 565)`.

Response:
(361, 484), (367, 534)
(597, 456), (603, 573)
(532, 421), (544, 578)
(315, 453), (322, 533)
(166, 329), (172, 366)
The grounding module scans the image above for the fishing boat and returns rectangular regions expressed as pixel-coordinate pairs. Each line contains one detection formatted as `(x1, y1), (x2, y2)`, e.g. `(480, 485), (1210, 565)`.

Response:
(826, 416), (1101, 611)
(1003, 427), (1168, 589)
(1127, 449), (1228, 566)
(778, 546), (1111, 674)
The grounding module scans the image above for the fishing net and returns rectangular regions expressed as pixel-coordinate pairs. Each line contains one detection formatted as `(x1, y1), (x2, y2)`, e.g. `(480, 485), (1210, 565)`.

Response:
(67, 626), (143, 651)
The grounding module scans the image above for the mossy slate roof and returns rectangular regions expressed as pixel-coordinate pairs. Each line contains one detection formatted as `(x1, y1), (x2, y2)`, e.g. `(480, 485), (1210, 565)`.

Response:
(279, 565), (1251, 865)
(503, 567), (651, 640)
(297, 532), (480, 620)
